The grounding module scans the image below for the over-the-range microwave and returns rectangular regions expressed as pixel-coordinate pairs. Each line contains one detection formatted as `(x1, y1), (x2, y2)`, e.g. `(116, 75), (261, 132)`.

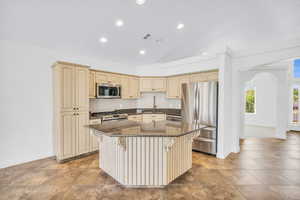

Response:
(96, 83), (121, 99)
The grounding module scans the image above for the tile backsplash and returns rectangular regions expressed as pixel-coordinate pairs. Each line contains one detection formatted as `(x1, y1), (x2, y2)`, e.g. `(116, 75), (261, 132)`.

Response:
(89, 98), (137, 112)
(137, 92), (181, 109)
(90, 92), (181, 112)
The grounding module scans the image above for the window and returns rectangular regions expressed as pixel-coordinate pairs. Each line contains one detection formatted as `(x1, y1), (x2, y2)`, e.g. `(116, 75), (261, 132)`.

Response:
(245, 89), (256, 113)
(292, 86), (299, 123)
(293, 59), (300, 78)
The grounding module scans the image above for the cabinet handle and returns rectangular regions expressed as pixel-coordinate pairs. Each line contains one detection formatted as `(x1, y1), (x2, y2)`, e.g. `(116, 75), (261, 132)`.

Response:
(73, 113), (76, 115)
(73, 108), (76, 110)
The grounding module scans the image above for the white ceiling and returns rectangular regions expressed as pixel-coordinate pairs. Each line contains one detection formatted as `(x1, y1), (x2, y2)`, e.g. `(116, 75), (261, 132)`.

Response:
(1, 0), (300, 66)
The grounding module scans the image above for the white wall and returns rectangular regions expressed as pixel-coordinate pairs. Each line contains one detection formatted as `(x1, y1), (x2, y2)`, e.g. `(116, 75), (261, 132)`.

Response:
(136, 56), (219, 76)
(0, 40), (136, 168)
(244, 73), (277, 127)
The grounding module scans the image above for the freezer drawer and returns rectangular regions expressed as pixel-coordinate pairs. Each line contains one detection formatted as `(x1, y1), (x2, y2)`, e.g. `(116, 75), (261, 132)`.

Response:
(198, 127), (216, 139)
(192, 137), (216, 155)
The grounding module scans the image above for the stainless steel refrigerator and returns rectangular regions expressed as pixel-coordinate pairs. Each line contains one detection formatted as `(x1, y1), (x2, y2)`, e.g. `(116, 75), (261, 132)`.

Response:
(181, 81), (218, 155)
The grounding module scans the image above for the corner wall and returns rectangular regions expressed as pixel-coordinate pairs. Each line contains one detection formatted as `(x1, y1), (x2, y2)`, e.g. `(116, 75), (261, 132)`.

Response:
(0, 40), (136, 168)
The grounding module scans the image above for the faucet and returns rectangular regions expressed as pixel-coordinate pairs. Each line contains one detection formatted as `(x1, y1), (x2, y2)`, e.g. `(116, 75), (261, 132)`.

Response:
(153, 96), (157, 110)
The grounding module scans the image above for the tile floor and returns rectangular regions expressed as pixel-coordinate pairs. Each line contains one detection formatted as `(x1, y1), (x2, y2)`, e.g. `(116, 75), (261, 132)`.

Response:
(0, 132), (300, 200)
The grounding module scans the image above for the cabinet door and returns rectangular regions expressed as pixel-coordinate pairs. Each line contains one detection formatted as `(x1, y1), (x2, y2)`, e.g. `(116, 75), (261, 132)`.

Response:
(190, 73), (208, 82)
(60, 65), (75, 112)
(95, 72), (108, 84)
(60, 112), (76, 159)
(121, 76), (130, 99)
(167, 77), (180, 98)
(129, 77), (140, 98)
(109, 75), (121, 85)
(76, 112), (90, 155)
(178, 75), (190, 98)
(90, 129), (98, 152)
(89, 71), (96, 98)
(128, 115), (142, 122)
(140, 78), (153, 92)
(207, 71), (218, 81)
(75, 67), (89, 111)
(152, 78), (166, 91)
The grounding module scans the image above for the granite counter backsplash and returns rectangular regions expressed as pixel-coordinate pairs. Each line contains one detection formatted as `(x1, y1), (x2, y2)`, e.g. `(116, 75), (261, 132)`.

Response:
(90, 108), (181, 119)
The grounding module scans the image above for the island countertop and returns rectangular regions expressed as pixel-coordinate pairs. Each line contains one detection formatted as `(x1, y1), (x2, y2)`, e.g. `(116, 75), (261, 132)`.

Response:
(88, 120), (207, 137)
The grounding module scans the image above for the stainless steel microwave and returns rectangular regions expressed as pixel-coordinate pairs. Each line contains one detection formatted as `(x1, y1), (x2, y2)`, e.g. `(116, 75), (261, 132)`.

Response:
(96, 83), (121, 99)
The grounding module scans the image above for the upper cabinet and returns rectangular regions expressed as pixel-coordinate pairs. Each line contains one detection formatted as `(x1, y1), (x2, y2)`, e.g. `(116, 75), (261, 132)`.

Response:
(166, 75), (189, 99)
(89, 71), (96, 98)
(140, 78), (166, 92)
(121, 76), (140, 99)
(109, 75), (121, 85)
(190, 71), (218, 82)
(75, 67), (89, 111)
(95, 72), (107, 84)
(54, 63), (89, 112)
(89, 69), (218, 99)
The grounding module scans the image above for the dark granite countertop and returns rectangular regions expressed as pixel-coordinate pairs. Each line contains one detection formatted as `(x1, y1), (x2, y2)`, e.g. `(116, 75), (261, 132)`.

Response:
(90, 108), (181, 120)
(88, 120), (206, 137)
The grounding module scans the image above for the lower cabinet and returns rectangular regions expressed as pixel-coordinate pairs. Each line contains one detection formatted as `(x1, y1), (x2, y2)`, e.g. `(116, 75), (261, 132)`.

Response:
(128, 115), (143, 122)
(142, 114), (166, 123)
(59, 112), (76, 159)
(76, 112), (90, 155)
(89, 129), (99, 152)
(89, 118), (102, 152)
(56, 111), (92, 161)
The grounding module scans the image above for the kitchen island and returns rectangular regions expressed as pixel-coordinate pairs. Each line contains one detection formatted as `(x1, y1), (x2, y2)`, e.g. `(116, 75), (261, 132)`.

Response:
(89, 120), (206, 188)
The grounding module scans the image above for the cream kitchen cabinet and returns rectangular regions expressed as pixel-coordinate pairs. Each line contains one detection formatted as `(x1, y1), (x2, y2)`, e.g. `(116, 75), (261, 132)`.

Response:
(121, 76), (140, 99)
(89, 71), (96, 98)
(109, 75), (121, 85)
(167, 75), (189, 99)
(95, 72), (108, 84)
(190, 71), (218, 82)
(128, 114), (142, 122)
(89, 118), (101, 152)
(142, 114), (166, 123)
(190, 73), (208, 82)
(53, 62), (90, 162)
(167, 77), (180, 99)
(140, 78), (166, 92)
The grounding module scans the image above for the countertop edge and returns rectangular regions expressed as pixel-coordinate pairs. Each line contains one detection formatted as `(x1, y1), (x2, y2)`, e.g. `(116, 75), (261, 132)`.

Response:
(91, 126), (207, 138)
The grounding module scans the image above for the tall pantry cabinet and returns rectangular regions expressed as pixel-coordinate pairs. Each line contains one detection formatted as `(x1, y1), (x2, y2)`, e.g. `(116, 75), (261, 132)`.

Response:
(53, 62), (90, 162)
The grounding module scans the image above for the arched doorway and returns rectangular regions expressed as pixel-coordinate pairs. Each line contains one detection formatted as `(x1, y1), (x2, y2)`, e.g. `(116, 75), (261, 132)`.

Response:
(238, 69), (288, 140)
(242, 72), (278, 138)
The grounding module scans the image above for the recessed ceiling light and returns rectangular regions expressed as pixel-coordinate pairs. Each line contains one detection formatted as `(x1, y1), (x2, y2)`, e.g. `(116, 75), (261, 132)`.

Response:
(115, 19), (124, 27)
(202, 52), (208, 56)
(136, 0), (146, 5)
(177, 23), (184, 30)
(139, 50), (146, 55)
(99, 37), (108, 43)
